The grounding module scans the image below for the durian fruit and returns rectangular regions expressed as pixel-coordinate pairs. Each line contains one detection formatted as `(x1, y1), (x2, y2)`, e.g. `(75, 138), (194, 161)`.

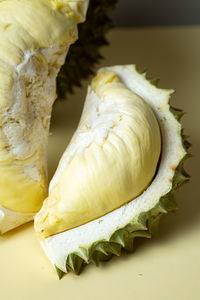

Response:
(34, 65), (190, 277)
(0, 0), (90, 234)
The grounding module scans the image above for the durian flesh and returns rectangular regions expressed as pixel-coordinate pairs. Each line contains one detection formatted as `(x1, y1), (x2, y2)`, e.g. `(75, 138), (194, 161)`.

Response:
(34, 65), (188, 275)
(0, 0), (89, 234)
(35, 70), (161, 237)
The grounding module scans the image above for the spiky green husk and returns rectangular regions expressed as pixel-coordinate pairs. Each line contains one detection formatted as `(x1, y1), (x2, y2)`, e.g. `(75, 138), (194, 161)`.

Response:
(56, 0), (118, 98)
(54, 73), (191, 278)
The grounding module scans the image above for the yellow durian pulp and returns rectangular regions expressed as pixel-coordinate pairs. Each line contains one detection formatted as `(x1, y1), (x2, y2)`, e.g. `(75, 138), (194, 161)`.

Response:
(0, 0), (88, 215)
(35, 70), (161, 238)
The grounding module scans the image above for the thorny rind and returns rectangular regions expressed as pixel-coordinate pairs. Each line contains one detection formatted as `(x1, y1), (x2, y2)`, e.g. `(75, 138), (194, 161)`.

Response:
(56, 0), (118, 99)
(54, 70), (191, 278)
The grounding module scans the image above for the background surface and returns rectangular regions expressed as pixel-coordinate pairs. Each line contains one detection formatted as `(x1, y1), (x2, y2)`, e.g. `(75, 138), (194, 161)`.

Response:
(113, 0), (200, 26)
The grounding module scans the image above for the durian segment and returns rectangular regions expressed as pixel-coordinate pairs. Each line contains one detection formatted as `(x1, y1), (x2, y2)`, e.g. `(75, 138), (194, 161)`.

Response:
(0, 0), (89, 232)
(35, 70), (161, 238)
(35, 65), (188, 275)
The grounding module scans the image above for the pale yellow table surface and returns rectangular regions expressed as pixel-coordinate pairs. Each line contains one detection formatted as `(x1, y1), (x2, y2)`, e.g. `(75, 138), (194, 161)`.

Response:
(0, 27), (199, 300)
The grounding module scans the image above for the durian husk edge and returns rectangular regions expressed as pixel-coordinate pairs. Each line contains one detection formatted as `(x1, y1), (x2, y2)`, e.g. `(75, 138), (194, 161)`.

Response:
(53, 72), (191, 278)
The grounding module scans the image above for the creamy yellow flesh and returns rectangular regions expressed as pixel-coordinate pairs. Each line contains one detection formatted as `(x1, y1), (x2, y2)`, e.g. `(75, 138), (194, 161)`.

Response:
(35, 71), (161, 238)
(0, 0), (88, 213)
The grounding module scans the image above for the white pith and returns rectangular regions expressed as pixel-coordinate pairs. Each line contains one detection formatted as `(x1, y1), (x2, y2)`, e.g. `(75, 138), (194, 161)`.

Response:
(0, 45), (68, 234)
(2, 45), (68, 178)
(40, 65), (186, 273)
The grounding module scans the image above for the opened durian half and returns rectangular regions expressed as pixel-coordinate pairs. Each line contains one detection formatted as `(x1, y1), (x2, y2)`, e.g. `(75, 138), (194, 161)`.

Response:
(34, 65), (190, 277)
(0, 0), (118, 234)
(0, 0), (91, 234)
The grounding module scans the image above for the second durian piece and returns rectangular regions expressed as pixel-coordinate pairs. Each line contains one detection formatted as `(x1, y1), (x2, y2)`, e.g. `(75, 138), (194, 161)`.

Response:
(35, 69), (161, 237)
(34, 65), (189, 277)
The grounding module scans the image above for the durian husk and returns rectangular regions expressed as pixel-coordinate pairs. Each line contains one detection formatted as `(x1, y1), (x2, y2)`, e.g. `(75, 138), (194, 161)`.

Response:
(40, 65), (190, 278)
(56, 0), (118, 98)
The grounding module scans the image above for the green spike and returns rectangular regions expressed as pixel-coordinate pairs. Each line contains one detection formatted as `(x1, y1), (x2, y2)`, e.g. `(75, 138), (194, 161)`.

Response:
(142, 72), (147, 78)
(148, 216), (161, 236)
(135, 213), (148, 230)
(108, 243), (122, 256)
(123, 230), (152, 252)
(55, 265), (64, 280)
(91, 251), (112, 266)
(179, 153), (192, 165)
(181, 131), (192, 152)
(173, 169), (190, 189)
(137, 68), (148, 75)
(182, 134), (190, 140)
(98, 252), (112, 263)
(183, 140), (192, 150)
(170, 106), (185, 121)
(110, 229), (126, 247)
(131, 230), (151, 239)
(179, 164), (190, 179)
(75, 247), (90, 263)
(149, 78), (160, 86)
(124, 220), (146, 233)
(123, 236), (135, 252)
(90, 251), (101, 266)
(66, 254), (84, 275)
(66, 255), (75, 273)
(161, 193), (178, 212)
(156, 203), (168, 214)
(95, 242), (109, 256)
